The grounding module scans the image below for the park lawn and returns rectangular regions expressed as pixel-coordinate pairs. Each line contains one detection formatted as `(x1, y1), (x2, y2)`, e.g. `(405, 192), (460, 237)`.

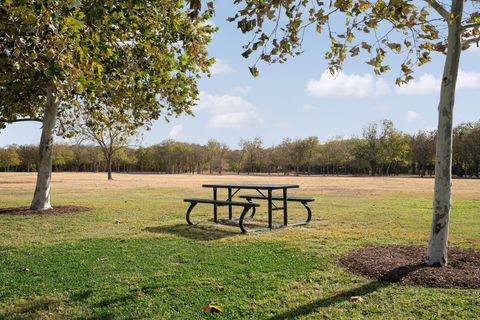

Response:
(0, 173), (479, 319)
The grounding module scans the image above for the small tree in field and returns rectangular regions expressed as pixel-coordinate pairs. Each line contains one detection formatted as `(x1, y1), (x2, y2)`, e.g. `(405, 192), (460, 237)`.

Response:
(189, 0), (480, 266)
(71, 104), (140, 180)
(1, 1), (215, 209)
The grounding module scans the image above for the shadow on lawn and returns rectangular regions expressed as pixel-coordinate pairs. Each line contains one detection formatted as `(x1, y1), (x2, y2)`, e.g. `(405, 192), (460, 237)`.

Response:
(144, 223), (241, 241)
(269, 263), (426, 320)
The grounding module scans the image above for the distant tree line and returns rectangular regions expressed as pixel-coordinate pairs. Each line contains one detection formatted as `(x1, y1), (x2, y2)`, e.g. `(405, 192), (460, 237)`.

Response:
(1, 120), (480, 178)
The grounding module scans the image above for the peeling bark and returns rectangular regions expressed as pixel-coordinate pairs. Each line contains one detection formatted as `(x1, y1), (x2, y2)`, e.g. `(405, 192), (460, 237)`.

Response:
(30, 85), (58, 210)
(427, 0), (464, 266)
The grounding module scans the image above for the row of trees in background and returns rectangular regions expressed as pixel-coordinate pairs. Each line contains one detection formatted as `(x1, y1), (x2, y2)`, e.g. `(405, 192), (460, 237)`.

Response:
(2, 119), (479, 178)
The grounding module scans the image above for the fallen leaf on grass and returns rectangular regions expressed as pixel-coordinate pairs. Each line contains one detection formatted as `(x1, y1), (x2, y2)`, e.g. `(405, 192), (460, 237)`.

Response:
(349, 296), (365, 303)
(203, 304), (224, 314)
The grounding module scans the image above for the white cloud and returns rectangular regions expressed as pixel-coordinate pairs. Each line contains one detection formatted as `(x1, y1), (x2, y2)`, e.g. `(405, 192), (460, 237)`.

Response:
(306, 70), (390, 99)
(303, 105), (317, 112)
(169, 125), (185, 140)
(396, 70), (480, 95)
(230, 86), (252, 95)
(406, 111), (421, 123)
(395, 74), (438, 95)
(457, 70), (480, 89)
(211, 59), (234, 75)
(196, 91), (262, 129)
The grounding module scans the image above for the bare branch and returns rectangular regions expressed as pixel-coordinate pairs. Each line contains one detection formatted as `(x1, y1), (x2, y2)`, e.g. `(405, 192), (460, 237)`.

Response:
(0, 118), (43, 124)
(461, 22), (480, 31)
(424, 0), (450, 20)
(462, 36), (480, 47)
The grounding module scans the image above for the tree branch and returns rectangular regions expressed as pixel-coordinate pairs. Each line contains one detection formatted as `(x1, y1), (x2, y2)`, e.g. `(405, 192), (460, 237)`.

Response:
(462, 36), (480, 47)
(0, 118), (43, 124)
(461, 22), (480, 31)
(424, 0), (449, 20)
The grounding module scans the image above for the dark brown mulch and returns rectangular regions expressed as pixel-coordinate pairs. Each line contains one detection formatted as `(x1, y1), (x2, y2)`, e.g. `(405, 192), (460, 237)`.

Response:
(0, 206), (92, 216)
(339, 245), (480, 289)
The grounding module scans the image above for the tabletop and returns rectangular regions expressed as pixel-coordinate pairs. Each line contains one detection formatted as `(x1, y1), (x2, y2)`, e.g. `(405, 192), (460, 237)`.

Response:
(202, 183), (299, 190)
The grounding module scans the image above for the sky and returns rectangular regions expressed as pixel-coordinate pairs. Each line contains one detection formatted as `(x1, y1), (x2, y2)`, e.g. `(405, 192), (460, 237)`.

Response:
(1, 2), (479, 148)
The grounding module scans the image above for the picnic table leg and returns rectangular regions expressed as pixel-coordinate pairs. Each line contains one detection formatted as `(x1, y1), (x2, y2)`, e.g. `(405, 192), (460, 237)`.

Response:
(213, 187), (218, 223)
(268, 189), (273, 229)
(186, 202), (198, 225)
(283, 188), (288, 226)
(228, 188), (233, 220)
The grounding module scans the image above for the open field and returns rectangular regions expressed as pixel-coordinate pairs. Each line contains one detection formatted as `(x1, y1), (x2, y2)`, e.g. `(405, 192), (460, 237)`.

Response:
(1, 173), (479, 319)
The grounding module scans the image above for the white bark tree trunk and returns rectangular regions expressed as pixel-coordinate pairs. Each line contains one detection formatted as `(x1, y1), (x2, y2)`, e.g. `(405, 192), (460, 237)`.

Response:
(30, 85), (58, 210)
(427, 0), (464, 266)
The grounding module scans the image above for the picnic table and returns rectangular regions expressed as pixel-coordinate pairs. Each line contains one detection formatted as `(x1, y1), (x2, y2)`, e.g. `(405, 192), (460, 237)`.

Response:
(184, 183), (314, 233)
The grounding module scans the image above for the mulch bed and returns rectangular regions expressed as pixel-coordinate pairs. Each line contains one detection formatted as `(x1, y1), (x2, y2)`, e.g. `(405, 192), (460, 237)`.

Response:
(339, 245), (480, 289)
(0, 206), (92, 216)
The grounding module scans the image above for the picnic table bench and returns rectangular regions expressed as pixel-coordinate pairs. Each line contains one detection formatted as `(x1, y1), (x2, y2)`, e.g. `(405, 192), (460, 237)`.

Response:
(238, 195), (313, 225)
(184, 183), (314, 233)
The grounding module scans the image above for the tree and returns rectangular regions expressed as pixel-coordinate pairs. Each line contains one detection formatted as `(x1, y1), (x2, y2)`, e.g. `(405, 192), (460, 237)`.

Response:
(239, 137), (263, 174)
(220, 0), (480, 266)
(411, 131), (436, 177)
(379, 121), (410, 176)
(0, 146), (21, 171)
(355, 122), (383, 176)
(205, 139), (229, 174)
(463, 122), (480, 177)
(17, 145), (38, 172)
(71, 104), (140, 180)
(52, 144), (75, 172)
(1, 1), (215, 209)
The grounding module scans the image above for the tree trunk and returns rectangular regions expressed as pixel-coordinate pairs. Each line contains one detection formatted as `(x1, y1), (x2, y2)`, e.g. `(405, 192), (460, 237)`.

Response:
(30, 85), (58, 210)
(107, 157), (113, 180)
(427, 0), (463, 267)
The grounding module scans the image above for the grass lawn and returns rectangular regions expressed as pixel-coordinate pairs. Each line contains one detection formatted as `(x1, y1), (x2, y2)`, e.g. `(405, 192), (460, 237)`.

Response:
(1, 173), (479, 319)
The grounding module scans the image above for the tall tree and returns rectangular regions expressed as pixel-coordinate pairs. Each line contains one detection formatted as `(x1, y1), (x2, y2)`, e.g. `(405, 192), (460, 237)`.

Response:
(0, 146), (21, 171)
(355, 122), (383, 176)
(411, 130), (436, 177)
(222, 0), (480, 266)
(239, 137), (263, 174)
(1, 1), (215, 209)
(380, 120), (410, 176)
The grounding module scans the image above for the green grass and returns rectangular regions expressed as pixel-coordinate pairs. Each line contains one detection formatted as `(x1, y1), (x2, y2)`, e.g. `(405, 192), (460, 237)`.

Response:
(1, 178), (479, 319)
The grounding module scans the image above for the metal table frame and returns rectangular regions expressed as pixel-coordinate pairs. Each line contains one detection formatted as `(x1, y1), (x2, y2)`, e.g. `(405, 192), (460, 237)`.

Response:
(202, 183), (299, 230)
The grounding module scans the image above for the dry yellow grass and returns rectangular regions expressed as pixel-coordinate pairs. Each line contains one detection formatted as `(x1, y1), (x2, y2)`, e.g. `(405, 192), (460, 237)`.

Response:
(1, 172), (480, 197)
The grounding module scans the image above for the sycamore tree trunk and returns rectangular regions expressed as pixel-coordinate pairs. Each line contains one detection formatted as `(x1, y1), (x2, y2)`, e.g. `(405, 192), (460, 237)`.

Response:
(426, 0), (463, 266)
(30, 85), (58, 210)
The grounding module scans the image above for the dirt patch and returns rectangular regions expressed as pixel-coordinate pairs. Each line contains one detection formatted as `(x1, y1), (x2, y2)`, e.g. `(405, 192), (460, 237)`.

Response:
(339, 245), (480, 289)
(0, 206), (92, 216)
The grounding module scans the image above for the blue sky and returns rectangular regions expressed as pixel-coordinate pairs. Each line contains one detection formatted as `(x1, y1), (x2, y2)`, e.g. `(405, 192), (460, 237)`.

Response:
(1, 2), (479, 148)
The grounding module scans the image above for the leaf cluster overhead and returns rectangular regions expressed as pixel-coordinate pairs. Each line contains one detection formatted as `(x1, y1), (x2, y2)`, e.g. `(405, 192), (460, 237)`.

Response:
(218, 0), (480, 82)
(1, 0), (216, 131)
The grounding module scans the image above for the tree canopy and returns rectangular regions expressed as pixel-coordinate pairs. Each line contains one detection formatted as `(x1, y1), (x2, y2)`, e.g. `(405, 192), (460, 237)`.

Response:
(0, 0), (216, 209)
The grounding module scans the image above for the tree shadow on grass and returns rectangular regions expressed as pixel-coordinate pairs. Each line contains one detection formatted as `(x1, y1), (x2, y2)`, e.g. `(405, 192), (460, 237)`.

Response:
(269, 263), (426, 320)
(143, 223), (241, 241)
(0, 296), (66, 319)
